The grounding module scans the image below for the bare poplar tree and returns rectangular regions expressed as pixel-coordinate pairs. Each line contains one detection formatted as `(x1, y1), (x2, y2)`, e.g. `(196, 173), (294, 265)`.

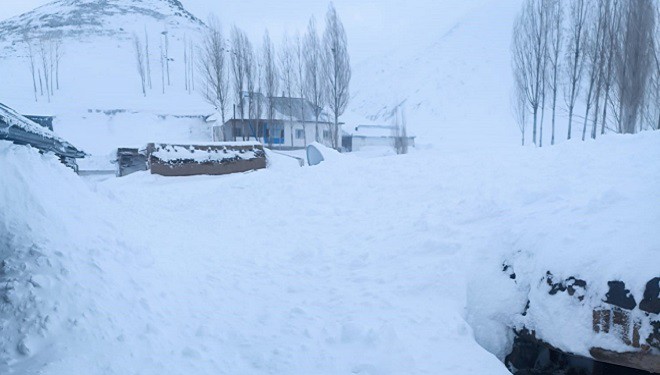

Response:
(538, 17), (549, 148)
(589, 0), (615, 140)
(304, 16), (325, 142)
(279, 33), (295, 147)
(145, 28), (152, 90)
(581, 2), (605, 141)
(199, 16), (230, 126)
(392, 106), (409, 154)
(244, 38), (256, 140)
(262, 30), (279, 147)
(546, 0), (562, 145)
(613, 0), (656, 134)
(39, 38), (51, 102)
(253, 55), (264, 142)
(323, 3), (351, 149)
(24, 34), (38, 102)
(48, 40), (55, 96)
(160, 36), (166, 94)
(294, 32), (307, 146)
(599, 0), (619, 136)
(133, 34), (147, 97)
(184, 34), (190, 92)
(512, 0), (547, 146)
(230, 26), (248, 140)
(513, 64), (528, 146)
(651, 3), (660, 131)
(54, 38), (63, 91)
(564, 0), (589, 140)
(162, 30), (171, 86)
(38, 68), (44, 97)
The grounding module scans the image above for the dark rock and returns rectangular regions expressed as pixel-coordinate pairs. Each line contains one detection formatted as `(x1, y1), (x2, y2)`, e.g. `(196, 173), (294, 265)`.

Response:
(639, 277), (659, 314)
(604, 281), (636, 310)
(546, 272), (586, 301)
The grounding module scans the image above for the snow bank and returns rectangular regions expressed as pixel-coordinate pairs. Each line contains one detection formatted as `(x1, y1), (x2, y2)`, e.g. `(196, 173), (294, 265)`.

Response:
(306, 142), (344, 166)
(465, 132), (660, 360)
(0, 141), (152, 373)
(2, 129), (658, 374)
(0, 141), (91, 367)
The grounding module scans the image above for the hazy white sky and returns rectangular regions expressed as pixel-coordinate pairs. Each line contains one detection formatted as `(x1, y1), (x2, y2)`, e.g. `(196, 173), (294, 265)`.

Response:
(0, 0), (471, 62)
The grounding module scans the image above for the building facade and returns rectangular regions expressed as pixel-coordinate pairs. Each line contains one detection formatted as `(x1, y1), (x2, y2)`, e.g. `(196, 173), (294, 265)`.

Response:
(210, 94), (341, 150)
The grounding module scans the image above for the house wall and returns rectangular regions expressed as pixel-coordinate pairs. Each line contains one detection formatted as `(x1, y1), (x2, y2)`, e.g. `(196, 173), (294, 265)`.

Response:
(216, 120), (339, 149)
(283, 122), (335, 149)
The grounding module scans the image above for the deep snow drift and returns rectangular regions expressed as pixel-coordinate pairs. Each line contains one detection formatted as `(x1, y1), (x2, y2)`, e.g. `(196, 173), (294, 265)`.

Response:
(2, 131), (659, 374)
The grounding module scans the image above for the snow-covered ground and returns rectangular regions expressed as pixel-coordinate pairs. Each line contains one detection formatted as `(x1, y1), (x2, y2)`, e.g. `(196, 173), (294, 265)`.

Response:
(2, 130), (659, 374)
(1, 0), (659, 373)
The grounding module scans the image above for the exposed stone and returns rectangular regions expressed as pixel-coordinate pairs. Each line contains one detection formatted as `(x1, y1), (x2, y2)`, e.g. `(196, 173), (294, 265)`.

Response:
(604, 281), (636, 310)
(639, 277), (659, 314)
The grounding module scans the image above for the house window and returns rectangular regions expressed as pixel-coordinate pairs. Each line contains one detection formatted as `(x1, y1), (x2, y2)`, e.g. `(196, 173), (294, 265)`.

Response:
(323, 130), (331, 140)
(295, 129), (305, 139)
(263, 123), (285, 144)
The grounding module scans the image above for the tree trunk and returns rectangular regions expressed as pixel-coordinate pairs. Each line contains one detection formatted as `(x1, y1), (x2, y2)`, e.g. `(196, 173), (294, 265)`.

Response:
(532, 106), (538, 146)
(591, 88), (601, 139)
(601, 84), (610, 135)
(551, 70), (558, 145)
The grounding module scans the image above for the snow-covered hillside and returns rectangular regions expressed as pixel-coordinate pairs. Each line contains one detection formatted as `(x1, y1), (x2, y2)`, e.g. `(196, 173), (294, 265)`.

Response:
(0, 0), (529, 150)
(0, 0), (206, 115)
(351, 0), (523, 148)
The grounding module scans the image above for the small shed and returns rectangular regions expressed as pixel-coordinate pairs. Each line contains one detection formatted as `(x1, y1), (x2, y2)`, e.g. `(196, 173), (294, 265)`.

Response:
(116, 148), (148, 177)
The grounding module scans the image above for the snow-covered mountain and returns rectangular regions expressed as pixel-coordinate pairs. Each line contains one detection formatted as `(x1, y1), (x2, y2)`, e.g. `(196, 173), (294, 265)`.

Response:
(0, 0), (202, 46)
(0, 0), (206, 115)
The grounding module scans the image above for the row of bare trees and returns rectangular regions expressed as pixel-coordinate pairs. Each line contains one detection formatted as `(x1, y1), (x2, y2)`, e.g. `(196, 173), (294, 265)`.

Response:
(197, 3), (351, 148)
(512, 0), (659, 147)
(24, 34), (63, 103)
(133, 29), (177, 96)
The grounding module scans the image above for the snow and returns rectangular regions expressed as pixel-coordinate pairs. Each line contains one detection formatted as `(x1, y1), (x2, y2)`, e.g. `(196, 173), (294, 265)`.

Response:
(1, 0), (659, 373)
(2, 131), (659, 374)
(0, 103), (64, 141)
(150, 143), (263, 163)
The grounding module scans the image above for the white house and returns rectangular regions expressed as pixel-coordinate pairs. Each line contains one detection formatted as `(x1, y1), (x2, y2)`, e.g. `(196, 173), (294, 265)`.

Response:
(209, 93), (341, 150)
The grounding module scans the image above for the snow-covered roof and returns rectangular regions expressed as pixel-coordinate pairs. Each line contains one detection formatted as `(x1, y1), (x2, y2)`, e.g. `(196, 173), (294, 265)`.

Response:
(0, 103), (59, 140)
(269, 95), (331, 123)
(0, 102), (85, 158)
(215, 93), (332, 124)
